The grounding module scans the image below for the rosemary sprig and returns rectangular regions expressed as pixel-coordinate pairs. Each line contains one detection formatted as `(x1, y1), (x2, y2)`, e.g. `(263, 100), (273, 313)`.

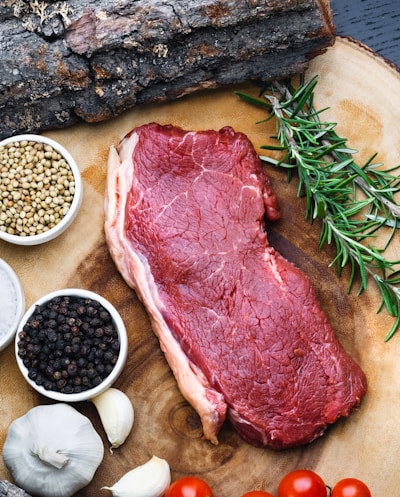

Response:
(236, 76), (400, 341)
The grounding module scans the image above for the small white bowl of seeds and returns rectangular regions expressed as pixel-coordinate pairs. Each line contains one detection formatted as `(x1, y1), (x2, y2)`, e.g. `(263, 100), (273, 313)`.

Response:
(15, 288), (128, 402)
(0, 134), (82, 245)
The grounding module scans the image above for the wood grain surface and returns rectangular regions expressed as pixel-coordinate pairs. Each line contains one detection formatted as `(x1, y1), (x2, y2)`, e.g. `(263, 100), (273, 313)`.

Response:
(1, 37), (400, 496)
(332, 0), (400, 67)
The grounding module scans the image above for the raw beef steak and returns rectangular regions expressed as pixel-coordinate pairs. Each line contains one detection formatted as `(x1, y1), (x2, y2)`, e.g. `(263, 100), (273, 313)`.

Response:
(104, 123), (367, 449)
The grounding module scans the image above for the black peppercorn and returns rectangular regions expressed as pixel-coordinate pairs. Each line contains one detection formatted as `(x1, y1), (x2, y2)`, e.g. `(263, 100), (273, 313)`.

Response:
(86, 306), (97, 318)
(53, 371), (62, 381)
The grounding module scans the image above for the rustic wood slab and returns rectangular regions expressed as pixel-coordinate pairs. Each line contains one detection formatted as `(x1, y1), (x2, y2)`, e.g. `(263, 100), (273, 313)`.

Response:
(1, 37), (399, 496)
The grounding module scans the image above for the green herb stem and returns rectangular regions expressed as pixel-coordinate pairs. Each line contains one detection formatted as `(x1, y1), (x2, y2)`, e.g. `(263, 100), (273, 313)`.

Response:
(236, 76), (400, 341)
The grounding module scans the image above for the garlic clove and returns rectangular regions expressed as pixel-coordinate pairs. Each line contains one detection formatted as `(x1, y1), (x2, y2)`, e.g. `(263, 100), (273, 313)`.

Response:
(91, 387), (134, 450)
(102, 455), (171, 497)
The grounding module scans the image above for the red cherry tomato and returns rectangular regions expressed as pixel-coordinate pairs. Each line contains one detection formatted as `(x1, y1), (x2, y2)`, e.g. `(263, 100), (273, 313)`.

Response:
(241, 491), (274, 497)
(331, 478), (371, 497)
(278, 469), (327, 497)
(165, 477), (214, 497)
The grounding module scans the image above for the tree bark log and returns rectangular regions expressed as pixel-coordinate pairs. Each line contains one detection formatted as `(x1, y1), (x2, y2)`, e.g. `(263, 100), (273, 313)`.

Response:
(0, 0), (335, 139)
(0, 481), (32, 497)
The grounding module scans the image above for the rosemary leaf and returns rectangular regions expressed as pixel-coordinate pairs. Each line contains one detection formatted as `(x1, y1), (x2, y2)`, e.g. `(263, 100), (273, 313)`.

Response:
(366, 215), (400, 228)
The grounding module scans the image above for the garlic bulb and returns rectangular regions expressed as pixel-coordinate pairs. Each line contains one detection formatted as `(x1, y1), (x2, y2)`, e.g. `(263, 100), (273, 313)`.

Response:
(102, 455), (171, 497)
(91, 387), (134, 450)
(2, 403), (104, 497)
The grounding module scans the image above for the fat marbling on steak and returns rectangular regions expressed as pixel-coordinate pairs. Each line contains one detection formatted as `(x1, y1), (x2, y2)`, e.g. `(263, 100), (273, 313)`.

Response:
(104, 123), (367, 449)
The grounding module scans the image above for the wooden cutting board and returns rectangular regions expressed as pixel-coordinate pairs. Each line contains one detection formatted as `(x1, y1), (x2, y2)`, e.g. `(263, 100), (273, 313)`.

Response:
(1, 36), (400, 496)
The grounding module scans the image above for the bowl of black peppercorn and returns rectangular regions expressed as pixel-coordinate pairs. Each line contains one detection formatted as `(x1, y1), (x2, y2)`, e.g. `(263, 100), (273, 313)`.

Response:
(15, 288), (128, 402)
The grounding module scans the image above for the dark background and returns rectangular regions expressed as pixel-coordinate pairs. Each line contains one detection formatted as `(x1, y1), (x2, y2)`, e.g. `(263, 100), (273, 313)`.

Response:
(332, 0), (400, 67)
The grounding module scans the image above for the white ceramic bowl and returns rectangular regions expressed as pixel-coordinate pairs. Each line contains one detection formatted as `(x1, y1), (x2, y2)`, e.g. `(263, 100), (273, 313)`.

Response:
(0, 259), (25, 351)
(0, 134), (83, 246)
(15, 288), (128, 402)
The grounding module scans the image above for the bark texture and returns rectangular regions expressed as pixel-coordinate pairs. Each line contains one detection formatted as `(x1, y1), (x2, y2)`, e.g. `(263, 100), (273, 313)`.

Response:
(0, 481), (32, 497)
(0, 0), (335, 139)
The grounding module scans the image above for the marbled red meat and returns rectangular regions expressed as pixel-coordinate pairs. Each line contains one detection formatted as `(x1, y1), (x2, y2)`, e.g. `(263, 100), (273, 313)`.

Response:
(104, 123), (367, 449)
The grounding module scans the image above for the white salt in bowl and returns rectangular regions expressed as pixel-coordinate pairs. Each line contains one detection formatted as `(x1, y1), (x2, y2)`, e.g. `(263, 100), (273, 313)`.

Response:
(0, 259), (25, 351)
(0, 134), (82, 246)
(15, 288), (128, 402)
